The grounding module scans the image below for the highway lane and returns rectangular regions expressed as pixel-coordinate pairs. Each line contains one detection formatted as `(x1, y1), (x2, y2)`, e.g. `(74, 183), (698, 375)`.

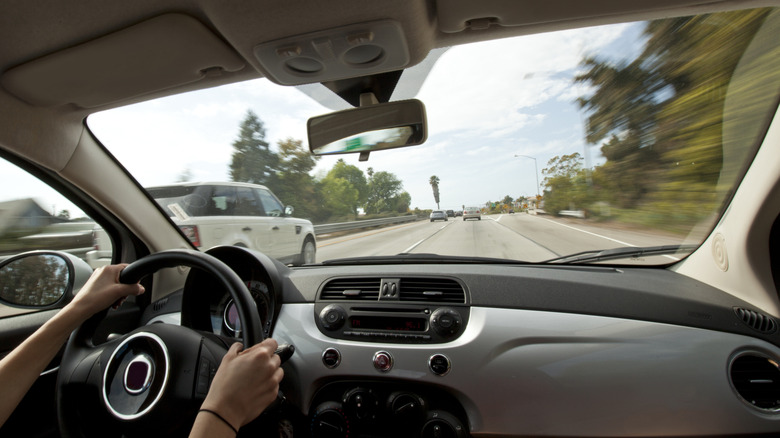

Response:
(315, 214), (691, 264)
(316, 220), (453, 261)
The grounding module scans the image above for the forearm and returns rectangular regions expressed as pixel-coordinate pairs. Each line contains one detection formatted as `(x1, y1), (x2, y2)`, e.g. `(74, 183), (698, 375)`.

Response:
(0, 264), (143, 428)
(0, 305), (84, 426)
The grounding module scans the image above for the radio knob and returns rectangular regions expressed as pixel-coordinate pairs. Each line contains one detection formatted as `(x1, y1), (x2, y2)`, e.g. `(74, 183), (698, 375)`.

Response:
(430, 308), (462, 337)
(421, 410), (467, 438)
(319, 305), (347, 330)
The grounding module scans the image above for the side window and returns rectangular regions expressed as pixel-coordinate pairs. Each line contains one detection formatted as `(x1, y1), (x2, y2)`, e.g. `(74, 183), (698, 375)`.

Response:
(207, 185), (237, 216)
(0, 155), (110, 316)
(235, 187), (265, 216)
(256, 189), (284, 217)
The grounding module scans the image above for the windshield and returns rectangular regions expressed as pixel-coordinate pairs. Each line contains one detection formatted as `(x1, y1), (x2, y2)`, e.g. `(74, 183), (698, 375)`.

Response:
(87, 7), (780, 266)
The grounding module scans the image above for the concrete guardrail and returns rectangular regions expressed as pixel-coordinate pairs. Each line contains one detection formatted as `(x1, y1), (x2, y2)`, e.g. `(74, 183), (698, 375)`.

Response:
(314, 215), (419, 235)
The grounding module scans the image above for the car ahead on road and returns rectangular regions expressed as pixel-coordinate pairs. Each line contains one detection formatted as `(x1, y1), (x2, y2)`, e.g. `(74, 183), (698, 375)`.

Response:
(429, 210), (448, 222)
(445, 209), (455, 217)
(1, 2), (780, 438)
(463, 207), (482, 221)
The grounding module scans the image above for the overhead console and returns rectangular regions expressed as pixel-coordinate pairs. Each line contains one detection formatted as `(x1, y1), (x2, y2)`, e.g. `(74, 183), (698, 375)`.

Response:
(314, 276), (470, 344)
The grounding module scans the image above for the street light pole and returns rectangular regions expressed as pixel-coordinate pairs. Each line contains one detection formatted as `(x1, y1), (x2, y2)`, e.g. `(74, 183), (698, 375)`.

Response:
(514, 154), (539, 196)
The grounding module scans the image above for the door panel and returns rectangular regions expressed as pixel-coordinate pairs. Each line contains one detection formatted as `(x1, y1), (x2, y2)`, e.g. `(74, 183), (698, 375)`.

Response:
(255, 188), (298, 258)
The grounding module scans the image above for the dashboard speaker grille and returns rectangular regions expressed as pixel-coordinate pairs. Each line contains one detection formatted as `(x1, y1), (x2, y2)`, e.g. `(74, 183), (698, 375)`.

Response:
(153, 297), (169, 312)
(320, 278), (380, 300)
(735, 307), (777, 333)
(399, 278), (465, 303)
(730, 353), (780, 410)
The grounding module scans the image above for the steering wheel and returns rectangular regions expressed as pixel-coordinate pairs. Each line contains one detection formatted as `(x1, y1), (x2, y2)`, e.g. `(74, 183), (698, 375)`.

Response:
(56, 249), (263, 438)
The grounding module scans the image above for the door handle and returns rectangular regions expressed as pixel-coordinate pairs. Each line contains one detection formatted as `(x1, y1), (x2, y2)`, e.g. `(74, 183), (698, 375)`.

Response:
(272, 226), (280, 231)
(242, 227), (252, 232)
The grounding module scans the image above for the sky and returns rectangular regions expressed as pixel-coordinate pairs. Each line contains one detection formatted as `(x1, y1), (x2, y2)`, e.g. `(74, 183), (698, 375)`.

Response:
(1, 20), (645, 217)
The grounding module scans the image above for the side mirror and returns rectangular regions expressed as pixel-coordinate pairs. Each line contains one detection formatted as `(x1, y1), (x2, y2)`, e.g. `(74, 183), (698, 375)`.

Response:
(307, 99), (427, 160)
(0, 251), (92, 309)
(285, 205), (294, 217)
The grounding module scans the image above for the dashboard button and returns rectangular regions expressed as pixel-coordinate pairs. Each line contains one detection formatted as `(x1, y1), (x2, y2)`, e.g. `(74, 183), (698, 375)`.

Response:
(373, 351), (393, 372)
(429, 354), (451, 376)
(319, 304), (347, 330)
(322, 348), (341, 368)
(430, 308), (462, 337)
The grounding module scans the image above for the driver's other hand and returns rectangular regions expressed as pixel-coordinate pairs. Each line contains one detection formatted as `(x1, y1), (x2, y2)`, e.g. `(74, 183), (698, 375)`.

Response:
(67, 264), (145, 320)
(201, 339), (284, 429)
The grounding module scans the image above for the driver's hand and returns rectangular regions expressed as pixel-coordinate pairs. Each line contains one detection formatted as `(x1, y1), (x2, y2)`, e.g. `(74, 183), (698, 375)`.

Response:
(200, 339), (284, 429)
(66, 264), (145, 321)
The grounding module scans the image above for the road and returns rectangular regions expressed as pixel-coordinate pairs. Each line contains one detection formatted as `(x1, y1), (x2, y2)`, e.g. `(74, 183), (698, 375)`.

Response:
(316, 213), (694, 264)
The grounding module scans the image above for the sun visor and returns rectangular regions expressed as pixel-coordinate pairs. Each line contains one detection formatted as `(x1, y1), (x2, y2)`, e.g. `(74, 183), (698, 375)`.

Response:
(0, 14), (246, 108)
(436, 0), (734, 33)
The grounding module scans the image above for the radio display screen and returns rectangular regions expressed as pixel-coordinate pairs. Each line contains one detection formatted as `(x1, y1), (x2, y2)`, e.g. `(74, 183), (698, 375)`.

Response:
(349, 316), (427, 332)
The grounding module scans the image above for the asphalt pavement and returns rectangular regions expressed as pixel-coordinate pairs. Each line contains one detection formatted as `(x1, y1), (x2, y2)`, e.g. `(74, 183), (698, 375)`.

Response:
(316, 213), (693, 264)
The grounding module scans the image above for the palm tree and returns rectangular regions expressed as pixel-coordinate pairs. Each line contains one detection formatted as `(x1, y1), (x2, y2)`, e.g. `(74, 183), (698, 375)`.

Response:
(429, 175), (440, 209)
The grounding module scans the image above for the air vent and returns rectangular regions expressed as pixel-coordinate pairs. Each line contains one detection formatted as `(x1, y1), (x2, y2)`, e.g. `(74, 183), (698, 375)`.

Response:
(730, 353), (780, 411)
(735, 307), (777, 333)
(320, 278), (380, 300)
(399, 278), (465, 303)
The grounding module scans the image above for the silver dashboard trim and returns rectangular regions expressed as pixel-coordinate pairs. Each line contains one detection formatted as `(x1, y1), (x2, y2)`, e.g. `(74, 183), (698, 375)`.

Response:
(271, 303), (780, 436)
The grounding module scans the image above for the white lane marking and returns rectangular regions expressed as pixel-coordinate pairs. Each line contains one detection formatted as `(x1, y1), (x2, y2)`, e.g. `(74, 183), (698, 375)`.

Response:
(495, 215), (504, 222)
(402, 222), (452, 253)
(403, 239), (426, 253)
(538, 217), (680, 261)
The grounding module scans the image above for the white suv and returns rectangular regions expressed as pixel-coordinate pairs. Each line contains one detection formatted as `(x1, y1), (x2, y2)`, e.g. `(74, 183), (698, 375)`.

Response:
(89, 182), (316, 267)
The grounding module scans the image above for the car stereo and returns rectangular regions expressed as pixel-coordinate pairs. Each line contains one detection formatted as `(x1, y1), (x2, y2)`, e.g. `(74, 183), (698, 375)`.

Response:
(314, 303), (469, 344)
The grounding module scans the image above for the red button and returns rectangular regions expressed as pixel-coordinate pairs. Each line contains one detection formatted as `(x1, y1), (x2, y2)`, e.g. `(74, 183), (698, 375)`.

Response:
(373, 351), (393, 372)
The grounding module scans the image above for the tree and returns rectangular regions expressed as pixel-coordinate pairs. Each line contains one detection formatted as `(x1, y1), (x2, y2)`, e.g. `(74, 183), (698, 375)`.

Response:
(394, 191), (412, 213)
(365, 170), (404, 214)
(575, 58), (663, 208)
(320, 174), (359, 218)
(429, 175), (440, 209)
(229, 110), (278, 186)
(274, 137), (320, 219)
(328, 159), (368, 215)
(574, 8), (777, 226)
(542, 153), (590, 215)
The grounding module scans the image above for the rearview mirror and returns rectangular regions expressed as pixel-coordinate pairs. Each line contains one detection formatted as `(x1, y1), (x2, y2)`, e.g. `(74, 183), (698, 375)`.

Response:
(307, 99), (427, 158)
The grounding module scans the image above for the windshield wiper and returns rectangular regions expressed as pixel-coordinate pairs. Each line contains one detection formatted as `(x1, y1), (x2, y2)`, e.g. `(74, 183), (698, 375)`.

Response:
(322, 253), (529, 266)
(542, 244), (700, 264)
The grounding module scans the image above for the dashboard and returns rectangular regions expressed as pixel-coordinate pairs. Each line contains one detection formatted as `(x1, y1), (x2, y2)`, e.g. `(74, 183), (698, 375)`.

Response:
(141, 246), (780, 437)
